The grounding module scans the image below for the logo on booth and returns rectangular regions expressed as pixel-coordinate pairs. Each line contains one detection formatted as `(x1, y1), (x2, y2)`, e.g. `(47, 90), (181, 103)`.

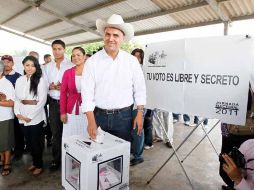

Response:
(215, 101), (239, 116)
(92, 153), (103, 163)
(148, 51), (167, 67)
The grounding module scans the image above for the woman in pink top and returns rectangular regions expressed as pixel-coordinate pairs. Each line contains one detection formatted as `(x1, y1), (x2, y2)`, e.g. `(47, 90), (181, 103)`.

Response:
(60, 47), (88, 138)
(223, 139), (254, 190)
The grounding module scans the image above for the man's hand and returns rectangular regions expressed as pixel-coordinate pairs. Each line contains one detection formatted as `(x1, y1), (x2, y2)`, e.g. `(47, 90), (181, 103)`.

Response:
(16, 114), (31, 123)
(49, 82), (55, 90)
(60, 114), (68, 124)
(87, 122), (97, 140)
(16, 114), (25, 121)
(24, 117), (32, 123)
(86, 111), (98, 140)
(55, 82), (61, 91)
(0, 92), (6, 101)
(222, 154), (243, 185)
(133, 111), (143, 136)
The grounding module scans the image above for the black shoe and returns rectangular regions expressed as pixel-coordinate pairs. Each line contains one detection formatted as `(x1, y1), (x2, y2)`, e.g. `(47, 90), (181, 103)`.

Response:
(165, 142), (172, 148)
(23, 146), (30, 154)
(130, 158), (144, 166)
(221, 185), (235, 190)
(47, 141), (52, 148)
(49, 161), (60, 172)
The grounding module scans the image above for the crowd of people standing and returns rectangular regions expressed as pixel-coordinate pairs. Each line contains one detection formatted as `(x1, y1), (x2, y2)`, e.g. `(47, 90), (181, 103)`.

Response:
(0, 14), (151, 177)
(0, 13), (253, 190)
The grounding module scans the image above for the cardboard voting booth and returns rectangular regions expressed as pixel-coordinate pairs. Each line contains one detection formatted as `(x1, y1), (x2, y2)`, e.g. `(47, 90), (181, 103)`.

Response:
(62, 132), (130, 190)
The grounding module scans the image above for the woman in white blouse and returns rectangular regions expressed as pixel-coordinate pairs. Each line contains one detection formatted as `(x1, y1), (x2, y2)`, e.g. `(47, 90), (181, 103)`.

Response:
(0, 72), (15, 176)
(14, 56), (47, 176)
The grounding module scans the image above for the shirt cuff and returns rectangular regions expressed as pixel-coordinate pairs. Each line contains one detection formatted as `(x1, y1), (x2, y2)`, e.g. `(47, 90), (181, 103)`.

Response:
(81, 102), (95, 113)
(135, 98), (146, 107)
(235, 178), (250, 190)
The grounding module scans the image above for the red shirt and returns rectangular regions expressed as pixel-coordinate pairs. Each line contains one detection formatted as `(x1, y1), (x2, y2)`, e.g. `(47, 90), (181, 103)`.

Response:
(60, 67), (82, 115)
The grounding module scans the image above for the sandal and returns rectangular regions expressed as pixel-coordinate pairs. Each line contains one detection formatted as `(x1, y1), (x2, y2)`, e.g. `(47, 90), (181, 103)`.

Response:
(28, 165), (36, 172)
(1, 164), (12, 176)
(153, 137), (162, 143)
(32, 168), (43, 176)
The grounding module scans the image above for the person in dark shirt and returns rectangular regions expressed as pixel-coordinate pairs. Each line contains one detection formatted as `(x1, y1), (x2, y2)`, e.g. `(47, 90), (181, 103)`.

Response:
(1, 55), (23, 160)
(1, 55), (21, 87)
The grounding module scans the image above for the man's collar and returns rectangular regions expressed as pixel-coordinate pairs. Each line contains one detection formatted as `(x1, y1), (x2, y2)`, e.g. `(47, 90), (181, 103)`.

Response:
(52, 56), (66, 63)
(102, 48), (121, 60)
(51, 57), (69, 65)
(5, 70), (15, 75)
(101, 48), (109, 57)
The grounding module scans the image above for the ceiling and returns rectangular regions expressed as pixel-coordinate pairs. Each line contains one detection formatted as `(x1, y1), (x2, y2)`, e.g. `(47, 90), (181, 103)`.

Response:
(1, 0), (254, 46)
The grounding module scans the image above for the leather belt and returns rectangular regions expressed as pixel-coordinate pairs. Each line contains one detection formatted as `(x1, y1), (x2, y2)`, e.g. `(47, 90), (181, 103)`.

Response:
(49, 97), (60, 103)
(21, 100), (38, 105)
(95, 105), (133, 114)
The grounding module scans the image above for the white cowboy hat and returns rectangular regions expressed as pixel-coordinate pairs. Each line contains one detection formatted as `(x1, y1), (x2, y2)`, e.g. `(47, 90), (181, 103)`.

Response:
(96, 14), (134, 41)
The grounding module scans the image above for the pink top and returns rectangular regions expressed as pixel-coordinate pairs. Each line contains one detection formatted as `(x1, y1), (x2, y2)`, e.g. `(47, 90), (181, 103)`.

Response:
(235, 139), (254, 190)
(60, 67), (82, 115)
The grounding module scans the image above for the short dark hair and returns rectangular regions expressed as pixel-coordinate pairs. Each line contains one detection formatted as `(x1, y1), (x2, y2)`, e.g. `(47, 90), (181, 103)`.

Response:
(51, 40), (65, 49)
(72, 47), (86, 55)
(44, 54), (51, 59)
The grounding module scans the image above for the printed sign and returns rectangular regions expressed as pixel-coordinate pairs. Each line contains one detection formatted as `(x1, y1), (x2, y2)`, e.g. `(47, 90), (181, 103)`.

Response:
(143, 36), (253, 125)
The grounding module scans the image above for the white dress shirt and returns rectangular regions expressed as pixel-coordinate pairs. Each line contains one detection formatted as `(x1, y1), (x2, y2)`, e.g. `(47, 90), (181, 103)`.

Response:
(75, 75), (82, 93)
(44, 57), (73, 100)
(71, 76), (82, 115)
(81, 49), (146, 112)
(41, 64), (47, 78)
(14, 76), (48, 126)
(8, 70), (18, 75)
(40, 64), (50, 86)
(0, 77), (15, 121)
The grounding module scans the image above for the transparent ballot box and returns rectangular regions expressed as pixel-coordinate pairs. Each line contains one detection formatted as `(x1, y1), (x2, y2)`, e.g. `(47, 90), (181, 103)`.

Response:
(62, 133), (130, 190)
(98, 156), (122, 190)
(65, 153), (81, 190)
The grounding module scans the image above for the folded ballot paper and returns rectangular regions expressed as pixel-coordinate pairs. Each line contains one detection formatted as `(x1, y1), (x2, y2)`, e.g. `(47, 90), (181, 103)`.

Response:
(93, 127), (105, 144)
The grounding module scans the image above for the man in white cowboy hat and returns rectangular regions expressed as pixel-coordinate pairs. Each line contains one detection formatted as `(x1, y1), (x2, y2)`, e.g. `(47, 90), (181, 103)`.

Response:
(81, 14), (146, 165)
